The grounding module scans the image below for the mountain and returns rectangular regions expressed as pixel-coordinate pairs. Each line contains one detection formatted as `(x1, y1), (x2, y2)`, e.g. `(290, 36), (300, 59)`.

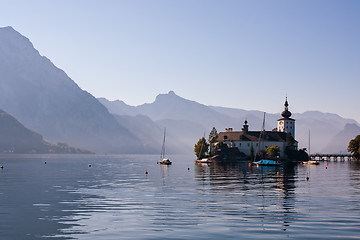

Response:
(98, 98), (139, 116)
(321, 123), (360, 154)
(100, 91), (242, 153)
(100, 91), (239, 128)
(0, 109), (91, 153)
(113, 114), (196, 154)
(0, 26), (145, 153)
(100, 92), (359, 153)
(113, 114), (163, 151)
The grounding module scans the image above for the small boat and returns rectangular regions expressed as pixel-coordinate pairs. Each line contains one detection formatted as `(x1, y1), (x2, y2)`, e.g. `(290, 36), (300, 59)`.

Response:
(304, 131), (319, 165)
(159, 158), (172, 165)
(303, 160), (319, 165)
(158, 128), (172, 165)
(252, 159), (280, 166)
(195, 158), (213, 164)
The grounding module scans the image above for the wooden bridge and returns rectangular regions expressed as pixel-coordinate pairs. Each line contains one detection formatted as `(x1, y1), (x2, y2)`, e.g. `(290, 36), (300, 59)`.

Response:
(310, 154), (354, 161)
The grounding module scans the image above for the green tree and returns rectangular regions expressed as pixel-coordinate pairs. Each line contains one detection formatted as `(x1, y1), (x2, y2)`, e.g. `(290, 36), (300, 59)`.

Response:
(208, 127), (218, 156)
(285, 147), (308, 161)
(194, 137), (209, 159)
(266, 146), (280, 159)
(348, 135), (360, 160)
(259, 149), (267, 159)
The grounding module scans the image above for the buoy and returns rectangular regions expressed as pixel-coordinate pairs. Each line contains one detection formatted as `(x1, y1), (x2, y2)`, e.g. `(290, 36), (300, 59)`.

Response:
(326, 167), (327, 169)
(306, 177), (309, 181)
(44, 162), (47, 164)
(326, 163), (329, 166)
(248, 163), (251, 167)
(187, 167), (190, 171)
(145, 170), (148, 175)
(89, 164), (91, 168)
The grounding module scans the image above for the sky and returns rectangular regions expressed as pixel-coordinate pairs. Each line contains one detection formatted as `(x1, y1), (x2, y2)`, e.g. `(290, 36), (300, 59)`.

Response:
(1, 0), (360, 122)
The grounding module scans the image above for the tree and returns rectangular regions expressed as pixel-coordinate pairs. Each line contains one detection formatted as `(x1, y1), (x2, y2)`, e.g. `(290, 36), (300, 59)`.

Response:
(194, 137), (209, 160)
(259, 149), (267, 159)
(285, 147), (308, 161)
(348, 135), (360, 160)
(208, 127), (218, 156)
(266, 146), (280, 159)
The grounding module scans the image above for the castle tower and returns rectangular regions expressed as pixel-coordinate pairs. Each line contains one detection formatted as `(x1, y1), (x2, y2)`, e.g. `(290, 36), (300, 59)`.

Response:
(242, 119), (249, 133)
(277, 97), (295, 138)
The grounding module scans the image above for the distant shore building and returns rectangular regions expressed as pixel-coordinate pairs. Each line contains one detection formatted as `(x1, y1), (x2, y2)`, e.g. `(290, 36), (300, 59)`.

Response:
(217, 98), (298, 158)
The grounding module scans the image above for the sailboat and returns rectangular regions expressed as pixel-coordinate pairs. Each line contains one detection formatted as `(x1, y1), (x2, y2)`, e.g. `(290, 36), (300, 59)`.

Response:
(304, 130), (319, 165)
(158, 128), (172, 165)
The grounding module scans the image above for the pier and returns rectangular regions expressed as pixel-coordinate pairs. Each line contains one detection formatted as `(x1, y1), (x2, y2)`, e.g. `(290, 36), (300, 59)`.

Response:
(310, 154), (354, 161)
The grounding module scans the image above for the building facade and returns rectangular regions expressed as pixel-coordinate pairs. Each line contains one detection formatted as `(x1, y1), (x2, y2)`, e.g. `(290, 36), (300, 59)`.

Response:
(217, 98), (298, 158)
(277, 97), (295, 138)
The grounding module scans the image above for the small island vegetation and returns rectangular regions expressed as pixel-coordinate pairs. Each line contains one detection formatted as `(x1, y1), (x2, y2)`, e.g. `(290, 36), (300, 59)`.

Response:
(194, 137), (209, 160)
(348, 135), (360, 160)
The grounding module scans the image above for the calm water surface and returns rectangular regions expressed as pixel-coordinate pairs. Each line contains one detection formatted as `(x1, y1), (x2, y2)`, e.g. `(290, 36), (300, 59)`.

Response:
(0, 154), (359, 239)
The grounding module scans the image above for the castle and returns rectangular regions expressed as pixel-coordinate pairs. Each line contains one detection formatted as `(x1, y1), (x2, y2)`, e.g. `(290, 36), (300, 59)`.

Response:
(217, 98), (298, 158)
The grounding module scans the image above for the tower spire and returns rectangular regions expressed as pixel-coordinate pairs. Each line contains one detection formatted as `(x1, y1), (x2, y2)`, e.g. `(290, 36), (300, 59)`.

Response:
(242, 118), (249, 133)
(281, 97), (291, 118)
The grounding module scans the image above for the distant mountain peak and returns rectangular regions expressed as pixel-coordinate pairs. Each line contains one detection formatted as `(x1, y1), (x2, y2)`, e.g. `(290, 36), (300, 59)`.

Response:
(0, 26), (31, 43)
(1, 26), (15, 31)
(0, 26), (40, 61)
(155, 90), (182, 103)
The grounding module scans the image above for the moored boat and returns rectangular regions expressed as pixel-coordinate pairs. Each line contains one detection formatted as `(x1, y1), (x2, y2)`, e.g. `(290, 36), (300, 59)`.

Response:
(303, 160), (319, 165)
(252, 159), (280, 166)
(159, 158), (172, 165)
(158, 128), (172, 165)
(195, 158), (213, 164)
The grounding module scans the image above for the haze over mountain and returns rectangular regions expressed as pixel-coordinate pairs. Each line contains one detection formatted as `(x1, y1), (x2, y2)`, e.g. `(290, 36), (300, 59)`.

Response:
(0, 26), (146, 153)
(100, 92), (360, 154)
(1, 26), (358, 155)
(322, 123), (360, 154)
(0, 109), (91, 153)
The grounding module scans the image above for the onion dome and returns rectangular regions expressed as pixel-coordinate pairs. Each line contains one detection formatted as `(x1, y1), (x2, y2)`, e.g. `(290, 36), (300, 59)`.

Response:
(281, 97), (292, 118)
(242, 119), (249, 133)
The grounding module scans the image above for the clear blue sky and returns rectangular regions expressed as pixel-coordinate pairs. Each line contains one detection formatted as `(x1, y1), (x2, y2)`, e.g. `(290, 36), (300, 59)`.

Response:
(1, 0), (360, 122)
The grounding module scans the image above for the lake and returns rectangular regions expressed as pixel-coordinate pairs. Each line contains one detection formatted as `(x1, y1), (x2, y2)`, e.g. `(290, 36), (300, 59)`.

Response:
(0, 154), (359, 239)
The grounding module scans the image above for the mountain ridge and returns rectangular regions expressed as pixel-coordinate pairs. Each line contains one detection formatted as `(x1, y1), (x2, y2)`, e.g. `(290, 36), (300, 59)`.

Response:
(0, 26), (148, 153)
(100, 91), (359, 153)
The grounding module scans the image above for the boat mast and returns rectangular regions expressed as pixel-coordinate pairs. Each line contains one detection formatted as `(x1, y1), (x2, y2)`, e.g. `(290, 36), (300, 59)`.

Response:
(161, 128), (166, 159)
(254, 112), (266, 161)
(308, 129), (311, 161)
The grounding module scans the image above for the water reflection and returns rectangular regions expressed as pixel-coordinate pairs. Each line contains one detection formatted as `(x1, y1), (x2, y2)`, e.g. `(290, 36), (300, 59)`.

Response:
(194, 161), (298, 232)
(1, 155), (360, 239)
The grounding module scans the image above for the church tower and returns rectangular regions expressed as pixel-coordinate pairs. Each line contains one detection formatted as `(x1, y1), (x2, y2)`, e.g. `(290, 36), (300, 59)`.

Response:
(277, 97), (295, 138)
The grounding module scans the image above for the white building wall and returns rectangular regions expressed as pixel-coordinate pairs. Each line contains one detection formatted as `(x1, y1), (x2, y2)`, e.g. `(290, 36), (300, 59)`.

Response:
(224, 140), (288, 158)
(277, 119), (295, 138)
